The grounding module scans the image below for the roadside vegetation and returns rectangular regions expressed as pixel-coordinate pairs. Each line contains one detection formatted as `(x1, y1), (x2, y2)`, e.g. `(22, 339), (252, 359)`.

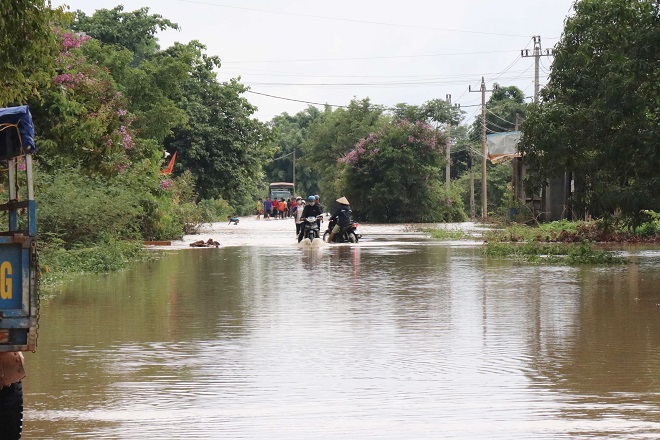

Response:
(427, 214), (660, 264)
(1, 0), (658, 279)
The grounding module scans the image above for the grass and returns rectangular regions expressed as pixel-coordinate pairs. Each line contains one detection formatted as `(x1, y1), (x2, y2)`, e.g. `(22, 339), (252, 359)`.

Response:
(483, 240), (627, 265)
(39, 239), (162, 289)
(426, 219), (636, 265)
(427, 227), (476, 240)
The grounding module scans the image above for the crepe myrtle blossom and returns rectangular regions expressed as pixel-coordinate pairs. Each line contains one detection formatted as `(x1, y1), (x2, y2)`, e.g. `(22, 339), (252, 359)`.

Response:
(116, 162), (131, 173)
(115, 125), (135, 150)
(340, 132), (380, 164)
(340, 120), (444, 165)
(160, 179), (174, 191)
(53, 72), (87, 89)
(61, 31), (91, 50)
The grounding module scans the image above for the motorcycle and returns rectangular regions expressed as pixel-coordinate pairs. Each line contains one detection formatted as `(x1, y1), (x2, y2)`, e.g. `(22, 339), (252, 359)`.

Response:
(299, 216), (323, 242)
(323, 219), (360, 243)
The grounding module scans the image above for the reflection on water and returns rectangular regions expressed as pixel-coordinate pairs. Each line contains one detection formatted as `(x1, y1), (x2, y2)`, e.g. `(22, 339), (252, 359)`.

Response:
(23, 220), (660, 439)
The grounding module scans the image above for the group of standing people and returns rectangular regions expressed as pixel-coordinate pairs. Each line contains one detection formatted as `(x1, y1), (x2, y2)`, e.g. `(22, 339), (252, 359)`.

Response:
(257, 197), (298, 220)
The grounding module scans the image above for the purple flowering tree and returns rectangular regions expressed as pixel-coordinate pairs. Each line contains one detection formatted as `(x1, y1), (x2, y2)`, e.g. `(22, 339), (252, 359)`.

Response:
(339, 119), (455, 222)
(29, 30), (142, 176)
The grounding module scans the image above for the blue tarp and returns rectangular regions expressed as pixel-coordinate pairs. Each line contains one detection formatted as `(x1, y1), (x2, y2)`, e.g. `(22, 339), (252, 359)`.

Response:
(0, 105), (36, 158)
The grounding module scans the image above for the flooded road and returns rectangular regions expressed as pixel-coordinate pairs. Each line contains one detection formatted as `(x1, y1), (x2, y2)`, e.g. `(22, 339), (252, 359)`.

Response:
(23, 218), (660, 439)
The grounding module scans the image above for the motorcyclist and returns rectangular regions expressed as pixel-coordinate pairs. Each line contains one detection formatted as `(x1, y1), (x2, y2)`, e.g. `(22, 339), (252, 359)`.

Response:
(327, 196), (352, 243)
(298, 195), (323, 242)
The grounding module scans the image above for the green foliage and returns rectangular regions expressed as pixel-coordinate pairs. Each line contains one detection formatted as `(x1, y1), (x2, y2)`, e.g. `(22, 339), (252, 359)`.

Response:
(39, 238), (150, 286)
(166, 61), (274, 201)
(486, 219), (660, 244)
(391, 99), (462, 128)
(175, 199), (232, 235)
(0, 1), (67, 105)
(483, 240), (627, 265)
(302, 99), (386, 202)
(339, 119), (466, 222)
(470, 85), (527, 141)
(428, 227), (474, 240)
(28, 30), (154, 176)
(519, 0), (660, 226)
(197, 198), (233, 222)
(637, 210), (660, 237)
(37, 167), (144, 248)
(267, 106), (323, 197)
(73, 5), (179, 62)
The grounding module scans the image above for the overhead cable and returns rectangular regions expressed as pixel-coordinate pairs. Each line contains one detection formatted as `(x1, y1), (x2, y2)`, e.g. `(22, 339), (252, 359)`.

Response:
(486, 109), (514, 125)
(173, 0), (533, 38)
(224, 50), (522, 64)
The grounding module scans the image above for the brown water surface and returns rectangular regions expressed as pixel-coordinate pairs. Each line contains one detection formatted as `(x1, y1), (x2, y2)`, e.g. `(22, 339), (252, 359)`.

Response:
(23, 219), (660, 439)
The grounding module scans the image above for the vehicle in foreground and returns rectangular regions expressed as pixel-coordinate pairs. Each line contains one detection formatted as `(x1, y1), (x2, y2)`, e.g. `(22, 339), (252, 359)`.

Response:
(324, 219), (360, 243)
(0, 106), (39, 439)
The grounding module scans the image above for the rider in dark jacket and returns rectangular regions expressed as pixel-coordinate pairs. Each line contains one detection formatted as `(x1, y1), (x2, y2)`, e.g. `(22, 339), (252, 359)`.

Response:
(298, 196), (323, 242)
(327, 196), (351, 243)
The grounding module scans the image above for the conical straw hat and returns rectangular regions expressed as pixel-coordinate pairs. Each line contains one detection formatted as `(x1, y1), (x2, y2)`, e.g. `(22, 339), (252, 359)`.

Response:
(336, 196), (349, 205)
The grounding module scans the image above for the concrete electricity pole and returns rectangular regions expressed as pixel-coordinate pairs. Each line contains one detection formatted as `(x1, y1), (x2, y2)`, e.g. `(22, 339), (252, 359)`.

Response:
(521, 36), (553, 103)
(445, 94), (451, 196)
(292, 148), (296, 196)
(469, 77), (497, 221)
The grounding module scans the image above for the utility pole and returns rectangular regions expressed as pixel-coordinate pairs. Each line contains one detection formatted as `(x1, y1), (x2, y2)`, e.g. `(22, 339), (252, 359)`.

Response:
(521, 36), (553, 103)
(469, 77), (497, 221)
(512, 113), (523, 203)
(292, 149), (296, 197)
(469, 149), (475, 220)
(522, 36), (554, 220)
(445, 94), (451, 200)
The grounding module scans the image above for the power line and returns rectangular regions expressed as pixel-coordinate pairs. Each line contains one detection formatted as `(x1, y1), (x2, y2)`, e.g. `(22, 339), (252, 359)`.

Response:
(247, 90), (349, 109)
(486, 119), (510, 131)
(241, 72), (542, 88)
(224, 49), (522, 64)
(487, 109), (514, 125)
(247, 90), (483, 113)
(221, 68), (534, 80)
(173, 0), (532, 38)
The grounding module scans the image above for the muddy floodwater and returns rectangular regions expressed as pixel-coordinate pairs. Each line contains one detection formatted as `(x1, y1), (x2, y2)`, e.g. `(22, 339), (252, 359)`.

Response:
(23, 218), (660, 439)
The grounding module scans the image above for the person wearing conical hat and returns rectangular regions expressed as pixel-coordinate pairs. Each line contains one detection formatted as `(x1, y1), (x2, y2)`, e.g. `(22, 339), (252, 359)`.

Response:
(327, 196), (352, 243)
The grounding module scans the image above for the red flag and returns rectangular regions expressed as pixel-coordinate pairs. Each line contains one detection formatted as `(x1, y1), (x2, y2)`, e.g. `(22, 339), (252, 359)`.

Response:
(161, 151), (176, 175)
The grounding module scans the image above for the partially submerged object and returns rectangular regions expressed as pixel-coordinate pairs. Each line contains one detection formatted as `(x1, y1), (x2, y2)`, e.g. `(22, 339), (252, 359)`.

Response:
(190, 238), (220, 248)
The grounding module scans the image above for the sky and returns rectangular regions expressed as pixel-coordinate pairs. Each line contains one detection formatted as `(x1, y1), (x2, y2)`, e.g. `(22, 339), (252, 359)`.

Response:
(50, 0), (576, 123)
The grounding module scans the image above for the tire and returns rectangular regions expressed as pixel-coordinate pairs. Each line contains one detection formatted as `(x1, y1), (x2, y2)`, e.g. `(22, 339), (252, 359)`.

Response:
(0, 381), (23, 440)
(323, 231), (330, 242)
(348, 232), (358, 243)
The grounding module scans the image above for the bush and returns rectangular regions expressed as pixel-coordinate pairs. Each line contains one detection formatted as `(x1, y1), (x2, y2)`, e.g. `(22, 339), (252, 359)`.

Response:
(37, 168), (144, 248)
(39, 238), (150, 282)
(197, 198), (233, 222)
(483, 240), (627, 265)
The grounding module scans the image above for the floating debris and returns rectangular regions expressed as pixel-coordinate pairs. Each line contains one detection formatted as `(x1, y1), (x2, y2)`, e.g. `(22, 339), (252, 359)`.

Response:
(190, 238), (220, 248)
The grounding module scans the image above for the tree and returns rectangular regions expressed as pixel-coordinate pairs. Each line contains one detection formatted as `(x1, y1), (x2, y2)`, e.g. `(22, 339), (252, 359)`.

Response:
(519, 0), (660, 226)
(73, 5), (179, 63)
(267, 106), (322, 197)
(469, 85), (527, 140)
(163, 42), (274, 203)
(73, 6), (188, 144)
(339, 119), (465, 222)
(29, 30), (148, 176)
(302, 98), (385, 203)
(0, 0), (65, 105)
